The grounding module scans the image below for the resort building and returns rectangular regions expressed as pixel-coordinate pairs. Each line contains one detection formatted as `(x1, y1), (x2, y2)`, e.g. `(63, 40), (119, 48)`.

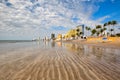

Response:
(65, 29), (77, 39)
(76, 25), (84, 35)
(64, 25), (84, 40)
(56, 34), (62, 41)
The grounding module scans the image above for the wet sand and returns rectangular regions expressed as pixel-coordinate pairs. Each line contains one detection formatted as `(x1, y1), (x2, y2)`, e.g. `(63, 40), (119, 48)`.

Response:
(0, 42), (120, 80)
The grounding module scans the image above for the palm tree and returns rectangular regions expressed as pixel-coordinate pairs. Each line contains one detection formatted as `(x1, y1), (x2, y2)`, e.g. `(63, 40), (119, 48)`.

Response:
(91, 29), (97, 36)
(85, 26), (89, 36)
(111, 20), (117, 35)
(86, 26), (91, 36)
(110, 29), (114, 36)
(51, 33), (55, 40)
(96, 32), (100, 36)
(103, 27), (107, 36)
(76, 28), (80, 37)
(108, 21), (112, 25)
(96, 25), (102, 29)
(80, 32), (83, 36)
(100, 28), (104, 36)
(88, 27), (91, 31)
(103, 23), (107, 36)
(76, 28), (80, 32)
(103, 23), (107, 27)
(96, 25), (102, 36)
(88, 27), (91, 36)
(107, 21), (112, 35)
(103, 27), (107, 31)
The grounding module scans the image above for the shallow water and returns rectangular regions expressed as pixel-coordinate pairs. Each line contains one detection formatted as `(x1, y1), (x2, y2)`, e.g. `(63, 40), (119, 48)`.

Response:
(0, 41), (120, 80)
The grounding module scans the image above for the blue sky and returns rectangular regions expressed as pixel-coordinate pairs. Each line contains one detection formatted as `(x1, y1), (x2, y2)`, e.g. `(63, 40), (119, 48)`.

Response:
(92, 0), (120, 22)
(0, 0), (120, 40)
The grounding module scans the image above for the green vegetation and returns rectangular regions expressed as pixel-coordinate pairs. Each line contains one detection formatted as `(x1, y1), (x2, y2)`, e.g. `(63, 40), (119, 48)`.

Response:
(51, 20), (118, 40)
(51, 33), (55, 40)
(91, 29), (97, 36)
(85, 26), (91, 36)
(87, 20), (118, 37)
(116, 33), (120, 37)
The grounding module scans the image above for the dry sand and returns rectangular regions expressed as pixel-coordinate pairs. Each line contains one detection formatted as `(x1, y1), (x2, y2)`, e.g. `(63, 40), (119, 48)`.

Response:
(0, 42), (120, 80)
(70, 37), (120, 49)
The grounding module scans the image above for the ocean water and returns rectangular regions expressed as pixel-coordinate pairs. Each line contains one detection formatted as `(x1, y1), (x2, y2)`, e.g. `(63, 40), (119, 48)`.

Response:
(0, 40), (41, 53)
(0, 40), (33, 43)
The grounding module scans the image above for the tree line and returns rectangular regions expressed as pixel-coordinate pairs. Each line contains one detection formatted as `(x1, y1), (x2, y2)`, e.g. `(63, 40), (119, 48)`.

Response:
(85, 20), (118, 37)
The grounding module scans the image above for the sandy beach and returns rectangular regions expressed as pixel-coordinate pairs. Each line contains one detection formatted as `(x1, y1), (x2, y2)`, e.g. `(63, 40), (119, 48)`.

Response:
(65, 37), (120, 49)
(0, 41), (120, 80)
(0, 0), (120, 80)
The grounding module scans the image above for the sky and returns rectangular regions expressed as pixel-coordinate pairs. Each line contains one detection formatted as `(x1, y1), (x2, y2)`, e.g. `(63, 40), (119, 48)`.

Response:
(0, 0), (120, 40)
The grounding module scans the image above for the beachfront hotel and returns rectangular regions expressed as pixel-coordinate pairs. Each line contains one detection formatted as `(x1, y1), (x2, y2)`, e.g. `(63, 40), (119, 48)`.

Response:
(63, 25), (84, 40)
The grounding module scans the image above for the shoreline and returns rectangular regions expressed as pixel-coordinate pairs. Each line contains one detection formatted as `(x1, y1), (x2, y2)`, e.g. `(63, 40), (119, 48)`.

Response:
(62, 37), (120, 49)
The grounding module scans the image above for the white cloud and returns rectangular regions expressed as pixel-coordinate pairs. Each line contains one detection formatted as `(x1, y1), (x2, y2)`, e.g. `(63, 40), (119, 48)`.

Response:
(0, 0), (109, 39)
(97, 15), (110, 22)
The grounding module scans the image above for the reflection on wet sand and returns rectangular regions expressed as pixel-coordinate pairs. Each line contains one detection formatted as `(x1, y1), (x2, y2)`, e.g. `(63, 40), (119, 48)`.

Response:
(0, 42), (120, 80)
(64, 43), (120, 63)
